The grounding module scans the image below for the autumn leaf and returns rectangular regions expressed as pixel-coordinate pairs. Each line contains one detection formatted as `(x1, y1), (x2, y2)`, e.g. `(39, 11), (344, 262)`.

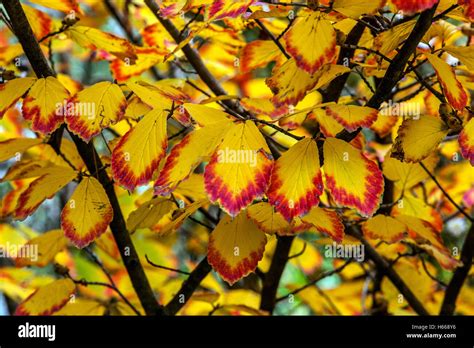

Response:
(0, 86), (25, 119)
(383, 154), (438, 190)
(15, 166), (77, 220)
(22, 4), (52, 40)
(247, 202), (291, 235)
(332, 0), (386, 18)
(126, 197), (175, 232)
(300, 207), (345, 242)
(111, 108), (168, 190)
(15, 230), (67, 267)
(208, 213), (267, 285)
(240, 40), (284, 73)
(61, 177), (113, 248)
(204, 121), (273, 216)
(267, 138), (323, 221)
(284, 11), (337, 74)
(22, 77), (70, 134)
(0, 138), (42, 162)
(208, 0), (254, 20)
(66, 25), (137, 62)
(65, 81), (126, 142)
(15, 279), (75, 316)
(391, 0), (438, 14)
(325, 105), (378, 132)
(362, 214), (407, 243)
(443, 45), (474, 70)
(392, 115), (449, 163)
(323, 137), (384, 217)
(28, 0), (80, 13)
(425, 53), (468, 111)
(155, 120), (232, 195)
(110, 47), (168, 82)
(459, 117), (474, 165)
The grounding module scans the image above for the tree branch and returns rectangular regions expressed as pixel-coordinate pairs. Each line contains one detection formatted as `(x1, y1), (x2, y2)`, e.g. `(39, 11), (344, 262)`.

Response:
(2, 0), (163, 316)
(260, 235), (294, 313)
(164, 256), (212, 315)
(440, 223), (474, 315)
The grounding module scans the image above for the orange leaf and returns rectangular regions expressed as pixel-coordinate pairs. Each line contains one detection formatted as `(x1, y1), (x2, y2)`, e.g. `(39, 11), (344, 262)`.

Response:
(391, 0), (438, 14)
(323, 137), (383, 217)
(208, 213), (267, 285)
(110, 47), (168, 82)
(240, 40), (284, 73)
(267, 138), (323, 220)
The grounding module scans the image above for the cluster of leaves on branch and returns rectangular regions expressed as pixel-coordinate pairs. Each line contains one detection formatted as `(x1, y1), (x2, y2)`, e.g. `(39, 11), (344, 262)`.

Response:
(0, 0), (473, 316)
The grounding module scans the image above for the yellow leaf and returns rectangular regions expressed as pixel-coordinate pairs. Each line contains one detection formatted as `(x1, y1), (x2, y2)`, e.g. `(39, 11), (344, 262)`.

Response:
(247, 202), (291, 235)
(383, 153), (438, 190)
(22, 77), (70, 134)
(0, 138), (42, 162)
(28, 0), (80, 13)
(66, 25), (137, 61)
(15, 166), (77, 220)
(0, 78), (36, 117)
(392, 194), (443, 232)
(267, 138), (323, 220)
(54, 299), (106, 316)
(300, 207), (345, 242)
(183, 103), (232, 126)
(208, 213), (267, 285)
(240, 97), (289, 120)
(111, 47), (168, 82)
(444, 45), (474, 70)
(155, 120), (232, 195)
(375, 20), (416, 55)
(325, 105), (378, 132)
(126, 80), (185, 110)
(425, 53), (468, 111)
(204, 121), (273, 216)
(61, 177), (113, 248)
(395, 215), (459, 270)
(15, 230), (67, 267)
(284, 11), (337, 74)
(65, 81), (126, 142)
(323, 137), (384, 217)
(333, 0), (385, 18)
(126, 197), (175, 232)
(15, 278), (76, 316)
(392, 115), (449, 163)
(111, 108), (168, 190)
(174, 173), (208, 201)
(267, 60), (349, 106)
(154, 199), (208, 236)
(459, 117), (474, 165)
(240, 40), (284, 72)
(362, 214), (407, 243)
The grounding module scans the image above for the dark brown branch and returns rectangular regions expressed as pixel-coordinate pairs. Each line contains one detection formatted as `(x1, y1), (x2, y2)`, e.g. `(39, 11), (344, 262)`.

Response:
(2, 0), (163, 316)
(260, 235), (294, 313)
(164, 256), (212, 315)
(440, 223), (474, 315)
